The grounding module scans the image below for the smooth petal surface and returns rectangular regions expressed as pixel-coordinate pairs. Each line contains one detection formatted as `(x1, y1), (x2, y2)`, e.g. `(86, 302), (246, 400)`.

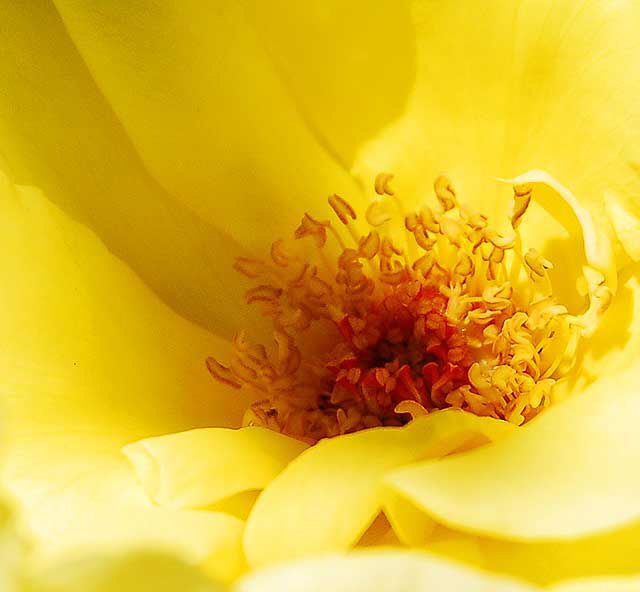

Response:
(245, 0), (416, 167)
(0, 171), (250, 574)
(243, 410), (515, 567)
(0, 171), (247, 440)
(0, 1), (253, 335)
(355, 0), (640, 264)
(553, 578), (640, 592)
(236, 551), (537, 592)
(386, 359), (640, 541)
(51, 0), (364, 254)
(400, 519), (640, 586)
(606, 189), (640, 263)
(38, 550), (223, 592)
(124, 427), (307, 509)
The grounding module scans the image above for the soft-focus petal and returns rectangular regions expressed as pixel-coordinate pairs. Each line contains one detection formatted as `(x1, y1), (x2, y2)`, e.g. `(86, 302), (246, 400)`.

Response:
(37, 550), (223, 592)
(395, 519), (640, 586)
(51, 0), (364, 253)
(605, 189), (640, 263)
(123, 427), (307, 509)
(9, 436), (245, 584)
(0, 171), (250, 572)
(236, 551), (537, 592)
(0, 496), (28, 592)
(243, 410), (515, 567)
(386, 359), (640, 541)
(355, 0), (640, 262)
(552, 577), (640, 592)
(0, 1), (253, 335)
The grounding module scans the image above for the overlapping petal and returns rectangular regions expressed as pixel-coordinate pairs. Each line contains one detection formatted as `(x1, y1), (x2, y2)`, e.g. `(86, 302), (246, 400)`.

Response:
(244, 410), (515, 567)
(424, 520), (640, 586)
(0, 1), (258, 335)
(3, 1), (640, 588)
(386, 360), (640, 541)
(50, 0), (364, 255)
(124, 427), (307, 509)
(0, 171), (250, 579)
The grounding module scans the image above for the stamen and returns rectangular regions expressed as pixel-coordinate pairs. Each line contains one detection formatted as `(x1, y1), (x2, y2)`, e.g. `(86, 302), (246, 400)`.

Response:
(374, 173), (395, 196)
(208, 176), (604, 441)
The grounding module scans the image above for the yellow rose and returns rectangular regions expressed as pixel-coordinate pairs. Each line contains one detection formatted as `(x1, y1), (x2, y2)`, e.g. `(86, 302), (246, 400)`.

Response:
(3, 1), (640, 590)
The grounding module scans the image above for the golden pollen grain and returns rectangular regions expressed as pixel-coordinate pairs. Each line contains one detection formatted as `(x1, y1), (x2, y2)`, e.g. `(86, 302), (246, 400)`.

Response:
(208, 175), (584, 442)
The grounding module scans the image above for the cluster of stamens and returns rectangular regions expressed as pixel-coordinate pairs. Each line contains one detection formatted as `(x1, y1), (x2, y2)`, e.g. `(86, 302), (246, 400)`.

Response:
(208, 174), (588, 442)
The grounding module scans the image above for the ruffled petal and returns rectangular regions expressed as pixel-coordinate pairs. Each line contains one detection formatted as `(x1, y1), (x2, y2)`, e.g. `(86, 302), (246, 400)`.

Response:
(123, 427), (307, 509)
(243, 410), (515, 567)
(236, 551), (538, 592)
(500, 170), (616, 295)
(386, 360), (640, 541)
(51, 0), (363, 254)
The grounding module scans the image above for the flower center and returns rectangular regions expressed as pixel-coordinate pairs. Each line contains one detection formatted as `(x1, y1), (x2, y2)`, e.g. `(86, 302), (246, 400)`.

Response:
(208, 174), (599, 442)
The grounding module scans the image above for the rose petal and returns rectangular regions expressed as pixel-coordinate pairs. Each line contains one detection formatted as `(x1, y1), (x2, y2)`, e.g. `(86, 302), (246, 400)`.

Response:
(387, 361), (640, 541)
(39, 550), (223, 592)
(0, 171), (249, 574)
(123, 427), (307, 509)
(244, 410), (515, 567)
(51, 0), (362, 254)
(236, 550), (537, 592)
(354, 0), (640, 254)
(0, 1), (252, 334)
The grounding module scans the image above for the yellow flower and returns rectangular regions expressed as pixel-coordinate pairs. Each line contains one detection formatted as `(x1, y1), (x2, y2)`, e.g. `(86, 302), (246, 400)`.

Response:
(3, 0), (640, 590)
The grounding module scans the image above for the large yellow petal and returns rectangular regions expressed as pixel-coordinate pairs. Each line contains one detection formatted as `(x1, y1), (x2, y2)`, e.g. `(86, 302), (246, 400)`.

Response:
(0, 1), (255, 336)
(386, 359), (640, 541)
(355, 0), (640, 264)
(0, 172), (247, 439)
(0, 171), (250, 575)
(123, 427), (307, 509)
(243, 410), (515, 567)
(245, 0), (416, 168)
(236, 550), (538, 592)
(50, 0), (363, 254)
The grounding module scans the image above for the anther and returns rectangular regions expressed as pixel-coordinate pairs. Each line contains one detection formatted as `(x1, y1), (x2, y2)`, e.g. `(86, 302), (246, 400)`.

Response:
(512, 184), (533, 228)
(206, 357), (241, 389)
(434, 176), (457, 211)
(374, 172), (395, 196)
(366, 201), (393, 227)
(329, 194), (357, 224)
(524, 248), (553, 278)
(295, 213), (331, 247)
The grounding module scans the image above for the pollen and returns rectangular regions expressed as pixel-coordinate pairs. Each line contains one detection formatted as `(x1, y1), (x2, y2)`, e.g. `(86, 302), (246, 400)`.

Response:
(207, 174), (610, 442)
